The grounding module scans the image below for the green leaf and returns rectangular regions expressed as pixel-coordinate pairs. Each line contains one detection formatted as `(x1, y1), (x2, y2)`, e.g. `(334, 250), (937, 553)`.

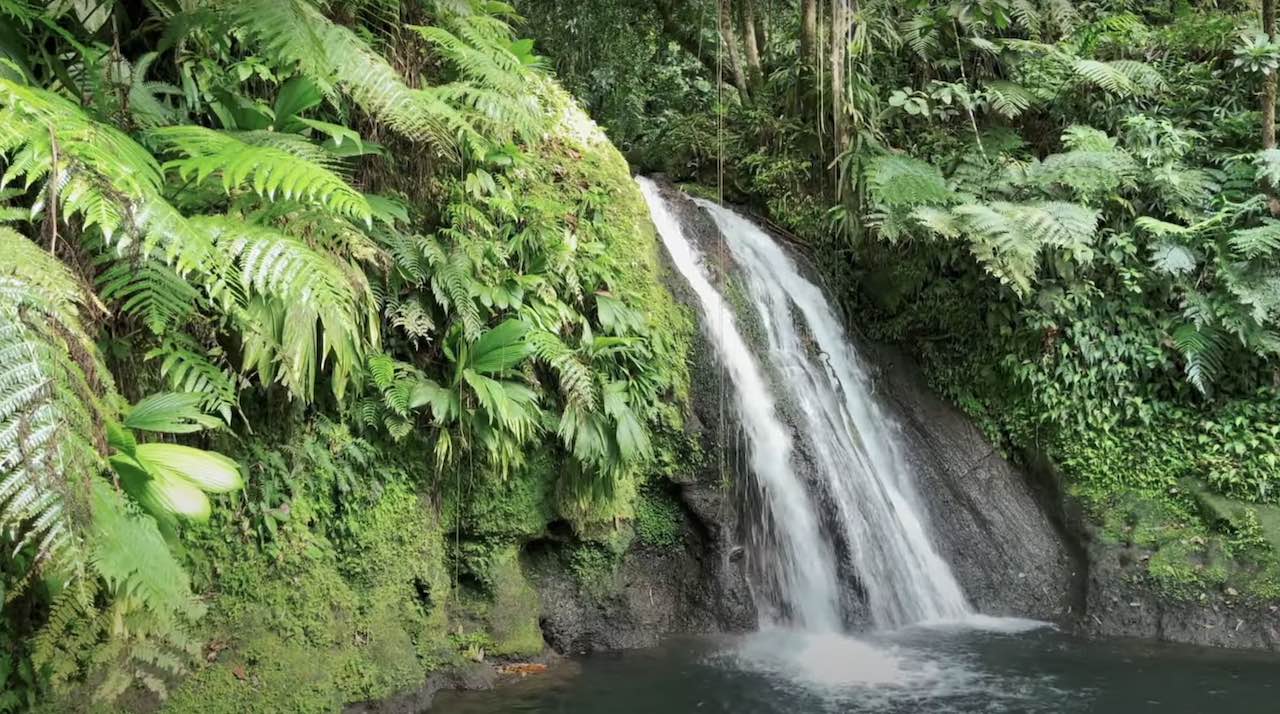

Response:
(134, 443), (243, 493)
(123, 392), (220, 434)
(468, 319), (533, 373)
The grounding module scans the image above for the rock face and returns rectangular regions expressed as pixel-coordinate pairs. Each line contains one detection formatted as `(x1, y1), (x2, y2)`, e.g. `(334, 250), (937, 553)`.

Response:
(528, 179), (756, 655)
(1081, 537), (1280, 650)
(866, 345), (1083, 621)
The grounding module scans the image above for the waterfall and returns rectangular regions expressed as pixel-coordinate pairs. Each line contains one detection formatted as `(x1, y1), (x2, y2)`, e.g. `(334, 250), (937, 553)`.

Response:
(638, 178), (843, 631)
(695, 200), (971, 628)
(638, 177), (971, 632)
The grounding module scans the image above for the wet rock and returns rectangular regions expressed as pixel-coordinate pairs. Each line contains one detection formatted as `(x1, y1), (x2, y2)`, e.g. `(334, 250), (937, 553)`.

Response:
(1081, 535), (1280, 651)
(865, 344), (1083, 622)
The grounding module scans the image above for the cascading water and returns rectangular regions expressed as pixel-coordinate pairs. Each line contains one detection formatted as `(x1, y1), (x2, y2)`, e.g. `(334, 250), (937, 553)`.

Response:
(638, 177), (970, 633)
(695, 200), (971, 629)
(637, 178), (843, 631)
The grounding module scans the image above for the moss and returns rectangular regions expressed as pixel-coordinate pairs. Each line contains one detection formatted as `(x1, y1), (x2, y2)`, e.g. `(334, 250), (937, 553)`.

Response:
(633, 485), (683, 548)
(554, 469), (638, 536)
(442, 451), (557, 541)
(483, 548), (543, 658)
(163, 485), (453, 713)
(565, 542), (621, 599)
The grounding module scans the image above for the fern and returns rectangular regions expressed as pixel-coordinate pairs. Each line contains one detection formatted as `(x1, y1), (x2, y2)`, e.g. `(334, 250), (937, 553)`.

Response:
(0, 228), (113, 568)
(199, 216), (374, 400)
(915, 201), (1099, 295)
(1172, 323), (1227, 395)
(1027, 142), (1137, 200)
(423, 236), (484, 341)
(96, 257), (199, 335)
(864, 155), (956, 208)
(150, 126), (372, 222)
(0, 79), (229, 303)
(528, 330), (596, 411)
(1231, 222), (1280, 260)
(145, 334), (239, 424)
(985, 81), (1035, 118)
(227, 0), (471, 150)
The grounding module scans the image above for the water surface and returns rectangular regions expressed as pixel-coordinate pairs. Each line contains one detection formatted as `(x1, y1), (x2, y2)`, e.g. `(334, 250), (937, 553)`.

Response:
(433, 624), (1278, 713)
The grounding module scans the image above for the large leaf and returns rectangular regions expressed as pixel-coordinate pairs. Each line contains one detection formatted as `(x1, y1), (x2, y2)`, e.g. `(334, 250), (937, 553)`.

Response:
(467, 318), (533, 373)
(123, 392), (220, 434)
(409, 378), (458, 422)
(134, 443), (243, 493)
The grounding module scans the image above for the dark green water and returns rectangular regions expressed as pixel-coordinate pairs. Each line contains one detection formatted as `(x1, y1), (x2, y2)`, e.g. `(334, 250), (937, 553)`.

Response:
(432, 620), (1279, 713)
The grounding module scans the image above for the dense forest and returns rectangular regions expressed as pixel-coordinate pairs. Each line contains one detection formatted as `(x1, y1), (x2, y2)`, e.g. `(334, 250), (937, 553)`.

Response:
(524, 0), (1280, 595)
(2, 0), (1280, 712)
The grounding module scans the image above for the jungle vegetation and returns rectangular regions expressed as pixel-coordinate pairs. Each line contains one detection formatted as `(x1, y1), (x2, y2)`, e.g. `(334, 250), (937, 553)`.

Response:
(5, 0), (1280, 711)
(520, 0), (1280, 601)
(0, 0), (690, 710)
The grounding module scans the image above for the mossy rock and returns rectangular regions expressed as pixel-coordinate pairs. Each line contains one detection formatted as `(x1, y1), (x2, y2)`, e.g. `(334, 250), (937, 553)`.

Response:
(484, 548), (544, 657)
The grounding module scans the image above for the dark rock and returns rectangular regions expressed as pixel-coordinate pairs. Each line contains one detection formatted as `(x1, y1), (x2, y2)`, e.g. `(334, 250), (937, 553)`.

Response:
(865, 344), (1083, 621)
(1080, 526), (1280, 651)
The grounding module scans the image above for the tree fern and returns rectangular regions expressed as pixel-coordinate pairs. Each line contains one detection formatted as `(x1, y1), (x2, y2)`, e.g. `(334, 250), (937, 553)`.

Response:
(864, 154), (956, 209)
(0, 228), (113, 567)
(1027, 133), (1137, 200)
(985, 80), (1035, 118)
(914, 201), (1099, 295)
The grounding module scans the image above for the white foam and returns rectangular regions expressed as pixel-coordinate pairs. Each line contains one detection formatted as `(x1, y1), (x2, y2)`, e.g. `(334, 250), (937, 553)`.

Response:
(911, 614), (1054, 634)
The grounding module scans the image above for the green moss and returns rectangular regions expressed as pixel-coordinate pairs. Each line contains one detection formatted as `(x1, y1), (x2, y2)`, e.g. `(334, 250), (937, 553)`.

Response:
(565, 542), (620, 599)
(163, 484), (453, 713)
(483, 548), (543, 658)
(442, 452), (557, 540)
(634, 485), (682, 548)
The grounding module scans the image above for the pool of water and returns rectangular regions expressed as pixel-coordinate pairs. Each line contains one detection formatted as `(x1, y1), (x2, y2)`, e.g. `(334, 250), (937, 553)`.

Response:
(432, 620), (1279, 713)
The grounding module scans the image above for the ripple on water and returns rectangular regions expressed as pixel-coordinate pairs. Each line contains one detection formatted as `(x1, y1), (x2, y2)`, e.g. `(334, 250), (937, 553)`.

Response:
(710, 628), (1072, 713)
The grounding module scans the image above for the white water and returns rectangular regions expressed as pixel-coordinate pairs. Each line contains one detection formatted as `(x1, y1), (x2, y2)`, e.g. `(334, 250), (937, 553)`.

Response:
(695, 200), (971, 628)
(638, 178), (843, 631)
(639, 176), (971, 634)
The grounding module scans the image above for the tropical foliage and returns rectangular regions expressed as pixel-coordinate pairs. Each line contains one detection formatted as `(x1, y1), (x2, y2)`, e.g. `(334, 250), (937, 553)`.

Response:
(521, 0), (1280, 598)
(0, 0), (687, 707)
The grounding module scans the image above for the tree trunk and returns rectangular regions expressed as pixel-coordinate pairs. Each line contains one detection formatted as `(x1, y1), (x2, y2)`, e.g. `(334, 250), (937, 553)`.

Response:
(754, 4), (768, 55)
(1266, 0), (1279, 214)
(830, 0), (847, 155)
(719, 0), (752, 102)
(800, 0), (817, 70)
(741, 0), (764, 92)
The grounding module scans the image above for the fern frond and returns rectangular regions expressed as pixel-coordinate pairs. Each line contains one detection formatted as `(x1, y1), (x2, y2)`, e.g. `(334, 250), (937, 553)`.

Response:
(96, 258), (199, 335)
(145, 334), (239, 424)
(150, 126), (371, 222)
(1028, 145), (1137, 199)
(227, 0), (467, 151)
(1172, 323), (1226, 395)
(864, 155), (956, 208)
(528, 330), (595, 411)
(0, 228), (114, 570)
(986, 81), (1034, 118)
(1230, 222), (1280, 260)
(197, 216), (375, 400)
